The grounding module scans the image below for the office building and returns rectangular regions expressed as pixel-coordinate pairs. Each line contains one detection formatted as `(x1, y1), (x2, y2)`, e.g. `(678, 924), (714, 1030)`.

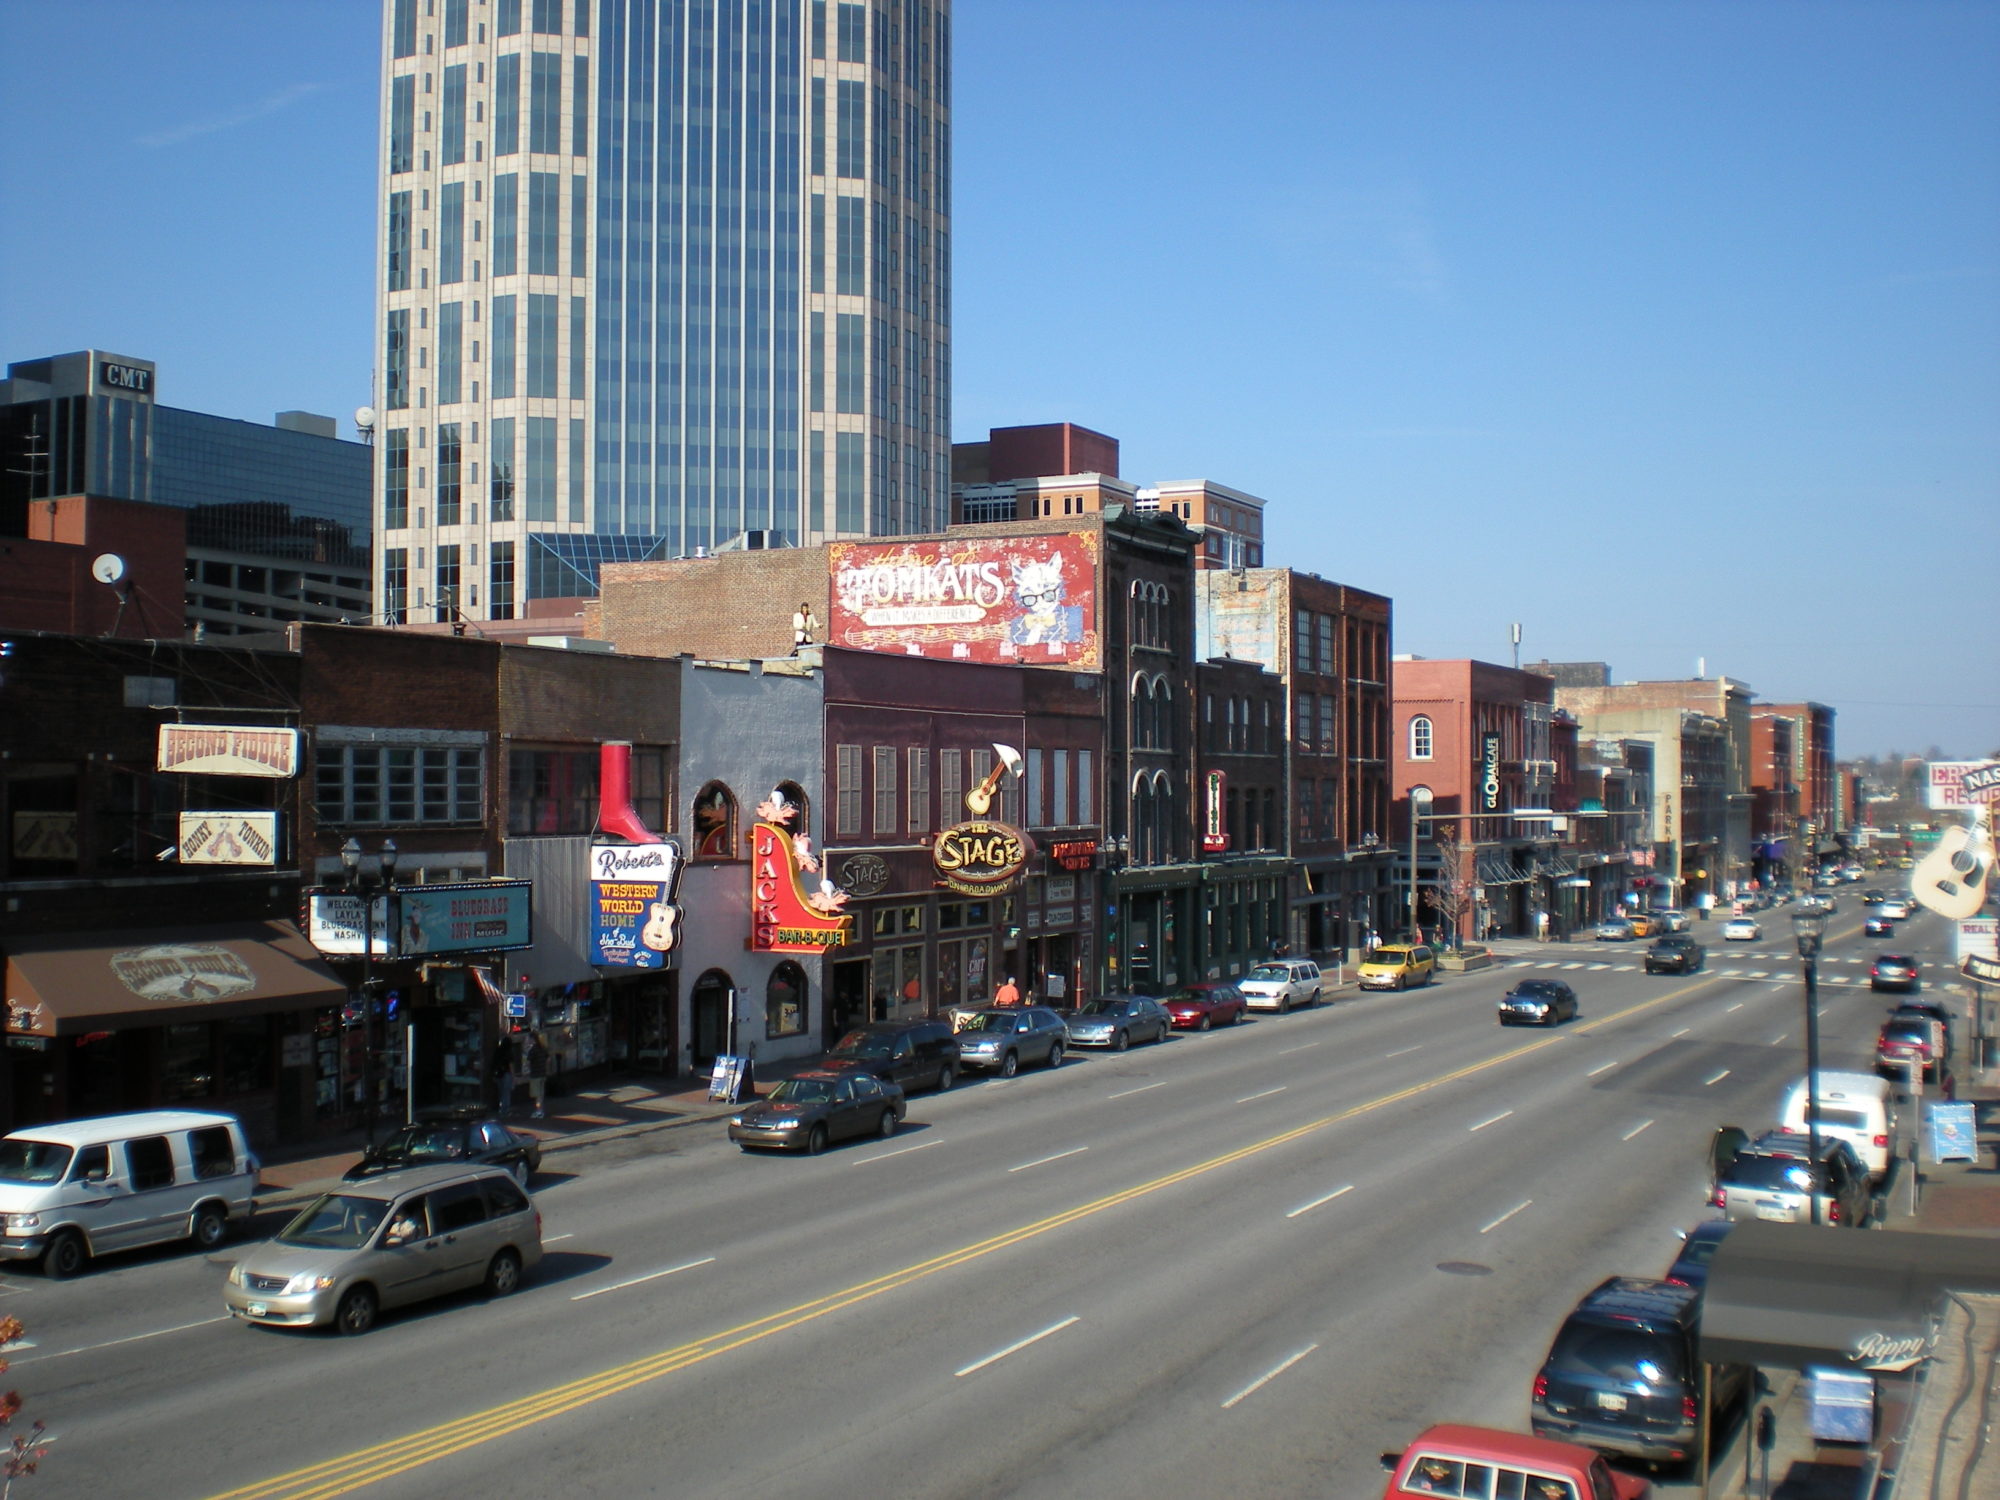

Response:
(372, 0), (952, 624)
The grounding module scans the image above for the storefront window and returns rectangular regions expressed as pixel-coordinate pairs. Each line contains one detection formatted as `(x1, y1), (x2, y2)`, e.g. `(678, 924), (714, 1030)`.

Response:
(766, 962), (807, 1039)
(163, 1024), (214, 1102)
(219, 1018), (271, 1095)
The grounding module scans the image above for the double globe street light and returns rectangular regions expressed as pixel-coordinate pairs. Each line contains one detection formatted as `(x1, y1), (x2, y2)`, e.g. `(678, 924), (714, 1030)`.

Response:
(1790, 903), (1828, 1225)
(340, 837), (399, 1147)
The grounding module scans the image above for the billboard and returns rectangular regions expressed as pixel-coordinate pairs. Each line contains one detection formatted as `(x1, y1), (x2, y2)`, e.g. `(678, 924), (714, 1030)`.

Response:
(1926, 761), (2000, 810)
(158, 725), (299, 778)
(589, 842), (685, 969)
(305, 881), (533, 958)
(829, 533), (1101, 669)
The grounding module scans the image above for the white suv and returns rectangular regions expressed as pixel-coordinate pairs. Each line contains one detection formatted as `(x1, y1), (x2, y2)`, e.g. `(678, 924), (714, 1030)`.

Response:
(1237, 960), (1322, 1014)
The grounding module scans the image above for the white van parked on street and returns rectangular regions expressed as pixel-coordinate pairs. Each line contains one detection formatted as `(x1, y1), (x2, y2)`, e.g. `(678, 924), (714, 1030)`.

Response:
(1777, 1072), (1896, 1183)
(0, 1111), (259, 1278)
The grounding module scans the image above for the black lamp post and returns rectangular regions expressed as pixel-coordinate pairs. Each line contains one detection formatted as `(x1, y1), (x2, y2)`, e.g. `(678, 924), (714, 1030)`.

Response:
(340, 837), (399, 1147)
(1791, 904), (1827, 1224)
(1407, 789), (1432, 944)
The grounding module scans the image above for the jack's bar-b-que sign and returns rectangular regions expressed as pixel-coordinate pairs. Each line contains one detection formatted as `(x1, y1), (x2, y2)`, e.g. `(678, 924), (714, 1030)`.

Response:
(933, 820), (1034, 896)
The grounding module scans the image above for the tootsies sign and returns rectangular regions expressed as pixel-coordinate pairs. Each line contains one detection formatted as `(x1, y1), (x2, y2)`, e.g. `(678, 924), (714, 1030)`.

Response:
(933, 820), (1034, 895)
(1479, 733), (1502, 813)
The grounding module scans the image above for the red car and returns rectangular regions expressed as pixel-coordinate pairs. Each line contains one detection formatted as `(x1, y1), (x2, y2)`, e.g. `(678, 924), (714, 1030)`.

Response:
(1381, 1423), (1651, 1499)
(1876, 1015), (1944, 1083)
(1160, 982), (1247, 1030)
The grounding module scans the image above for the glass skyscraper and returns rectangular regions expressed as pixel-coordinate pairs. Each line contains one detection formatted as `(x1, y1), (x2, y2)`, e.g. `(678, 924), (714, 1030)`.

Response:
(373, 0), (951, 623)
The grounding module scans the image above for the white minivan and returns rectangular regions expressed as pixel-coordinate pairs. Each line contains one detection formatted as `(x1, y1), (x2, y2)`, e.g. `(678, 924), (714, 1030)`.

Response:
(1777, 1072), (1895, 1183)
(0, 1111), (260, 1278)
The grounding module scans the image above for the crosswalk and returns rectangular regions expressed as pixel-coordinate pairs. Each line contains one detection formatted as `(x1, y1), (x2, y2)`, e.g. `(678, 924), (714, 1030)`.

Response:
(1503, 951), (1885, 986)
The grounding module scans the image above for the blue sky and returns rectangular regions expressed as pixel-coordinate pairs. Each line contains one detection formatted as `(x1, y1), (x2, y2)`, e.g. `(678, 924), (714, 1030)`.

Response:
(3, 0), (1995, 759)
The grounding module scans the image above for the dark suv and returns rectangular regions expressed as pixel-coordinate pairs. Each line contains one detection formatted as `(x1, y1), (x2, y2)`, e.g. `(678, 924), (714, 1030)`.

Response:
(1644, 934), (1706, 975)
(821, 1019), (961, 1094)
(1532, 1277), (1751, 1467)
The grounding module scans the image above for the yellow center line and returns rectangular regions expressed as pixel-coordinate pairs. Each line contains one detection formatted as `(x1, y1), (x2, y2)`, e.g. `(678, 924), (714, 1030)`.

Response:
(210, 973), (1711, 1500)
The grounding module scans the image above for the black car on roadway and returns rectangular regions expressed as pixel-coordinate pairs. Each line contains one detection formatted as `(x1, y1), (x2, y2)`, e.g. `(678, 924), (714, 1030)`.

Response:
(1644, 933), (1706, 975)
(1497, 979), (1578, 1027)
(728, 1070), (905, 1154)
(821, 1018), (961, 1094)
(343, 1107), (542, 1185)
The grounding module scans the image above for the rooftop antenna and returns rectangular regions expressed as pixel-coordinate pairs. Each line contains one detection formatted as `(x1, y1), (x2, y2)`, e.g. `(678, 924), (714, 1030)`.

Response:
(1510, 622), (1522, 671)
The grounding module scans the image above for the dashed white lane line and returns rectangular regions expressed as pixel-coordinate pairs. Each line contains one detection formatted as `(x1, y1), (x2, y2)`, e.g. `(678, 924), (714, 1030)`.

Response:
(1469, 1110), (1515, 1132)
(1613, 964), (1637, 972)
(1384, 1045), (1423, 1059)
(1623, 1119), (1655, 1141)
(1286, 1184), (1355, 1219)
(1672, 1028), (1692, 1038)
(544, 1233), (575, 1244)
(571, 1256), (715, 1301)
(1727, 1003), (1744, 1013)
(1587, 963), (1612, 971)
(1107, 1080), (1168, 1100)
(1237, 1086), (1289, 1104)
(1221, 1343), (1321, 1409)
(1278, 1042), (1321, 1055)
(1770, 1032), (1790, 1045)
(1587, 1060), (1619, 1077)
(1561, 963), (1586, 970)
(955, 1315), (1079, 1378)
(14, 1315), (231, 1364)
(1009, 1146), (1088, 1173)
(1480, 1201), (1533, 1234)
(853, 1138), (942, 1166)
(1704, 1069), (1732, 1086)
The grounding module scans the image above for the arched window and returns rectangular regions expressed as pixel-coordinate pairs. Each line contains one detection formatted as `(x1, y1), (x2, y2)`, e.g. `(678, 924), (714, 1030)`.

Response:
(1408, 716), (1434, 761)
(1154, 771), (1177, 862)
(692, 781), (738, 858)
(1131, 774), (1155, 866)
(775, 780), (810, 838)
(766, 961), (808, 1040)
(1155, 679), (1173, 753)
(1132, 675), (1153, 749)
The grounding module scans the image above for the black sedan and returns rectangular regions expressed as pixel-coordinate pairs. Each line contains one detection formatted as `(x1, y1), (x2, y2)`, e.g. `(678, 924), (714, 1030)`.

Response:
(1497, 979), (1578, 1027)
(343, 1107), (543, 1185)
(728, 1070), (905, 1154)
(1644, 933), (1706, 974)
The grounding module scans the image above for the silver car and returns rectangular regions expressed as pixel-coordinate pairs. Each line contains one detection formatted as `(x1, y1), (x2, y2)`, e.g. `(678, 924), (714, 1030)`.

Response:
(1065, 996), (1171, 1051)
(954, 1007), (1067, 1077)
(224, 1164), (542, 1335)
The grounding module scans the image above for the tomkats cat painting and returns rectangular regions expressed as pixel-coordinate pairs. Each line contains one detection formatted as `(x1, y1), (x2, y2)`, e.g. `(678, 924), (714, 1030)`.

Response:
(828, 534), (1101, 669)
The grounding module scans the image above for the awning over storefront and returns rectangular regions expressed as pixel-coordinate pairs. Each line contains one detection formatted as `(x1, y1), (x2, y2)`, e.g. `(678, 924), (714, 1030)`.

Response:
(1542, 853), (1579, 877)
(1475, 851), (1530, 886)
(1700, 1220), (2000, 1373)
(4, 921), (347, 1037)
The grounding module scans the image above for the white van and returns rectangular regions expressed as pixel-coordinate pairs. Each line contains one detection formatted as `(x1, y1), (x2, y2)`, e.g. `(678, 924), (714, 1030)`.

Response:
(1777, 1072), (1895, 1182)
(0, 1111), (260, 1278)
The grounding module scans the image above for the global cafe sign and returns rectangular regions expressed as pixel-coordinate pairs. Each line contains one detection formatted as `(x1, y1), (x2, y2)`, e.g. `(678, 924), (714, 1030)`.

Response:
(1479, 732), (1503, 814)
(933, 819), (1034, 896)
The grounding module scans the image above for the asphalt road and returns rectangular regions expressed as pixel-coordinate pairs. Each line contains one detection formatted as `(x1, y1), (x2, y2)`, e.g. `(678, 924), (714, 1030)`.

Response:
(8, 895), (1954, 1500)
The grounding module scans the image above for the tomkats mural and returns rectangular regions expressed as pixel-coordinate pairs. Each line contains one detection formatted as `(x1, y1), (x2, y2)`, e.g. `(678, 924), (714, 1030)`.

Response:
(829, 534), (1101, 669)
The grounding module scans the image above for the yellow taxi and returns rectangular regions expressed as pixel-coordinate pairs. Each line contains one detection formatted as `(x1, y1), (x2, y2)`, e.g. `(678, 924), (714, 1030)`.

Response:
(1356, 943), (1437, 992)
(1626, 912), (1657, 938)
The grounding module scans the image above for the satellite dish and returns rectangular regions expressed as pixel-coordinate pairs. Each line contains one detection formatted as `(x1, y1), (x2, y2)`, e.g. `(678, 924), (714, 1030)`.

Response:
(91, 553), (128, 585)
(354, 405), (377, 433)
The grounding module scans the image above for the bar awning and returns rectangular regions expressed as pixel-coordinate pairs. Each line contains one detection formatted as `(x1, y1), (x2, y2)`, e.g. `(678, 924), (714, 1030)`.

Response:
(4, 921), (347, 1037)
(1700, 1220), (2000, 1373)
(1475, 851), (1529, 886)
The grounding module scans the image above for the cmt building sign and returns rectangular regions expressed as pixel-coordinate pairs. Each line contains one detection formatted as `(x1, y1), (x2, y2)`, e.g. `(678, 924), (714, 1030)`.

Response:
(589, 841), (685, 969)
(829, 534), (1101, 668)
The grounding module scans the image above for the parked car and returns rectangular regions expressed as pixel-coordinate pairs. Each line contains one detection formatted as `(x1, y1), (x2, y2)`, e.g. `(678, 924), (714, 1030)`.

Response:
(1159, 982), (1247, 1030)
(225, 1164), (541, 1335)
(821, 1018), (961, 1094)
(953, 1006), (1068, 1076)
(1863, 914), (1896, 937)
(344, 1107), (542, 1185)
(728, 1070), (905, 1153)
(1875, 1013), (1947, 1084)
(1065, 995), (1171, 1050)
(1497, 979), (1579, 1027)
(1778, 1071), (1895, 1181)
(1662, 1219), (1734, 1291)
(1593, 917), (1637, 942)
(1239, 959), (1326, 1010)
(1720, 917), (1761, 942)
(1869, 953), (1920, 993)
(1531, 1277), (1752, 1467)
(1380, 1423), (1652, 1500)
(1648, 909), (1689, 933)
(1644, 934), (1706, 974)
(0, 1110), (260, 1279)
(1714, 1130), (1871, 1228)
(1354, 946), (1434, 994)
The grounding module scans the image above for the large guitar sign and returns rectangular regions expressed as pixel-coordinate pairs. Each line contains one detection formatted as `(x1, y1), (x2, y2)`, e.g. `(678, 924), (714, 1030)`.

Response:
(1910, 810), (1991, 921)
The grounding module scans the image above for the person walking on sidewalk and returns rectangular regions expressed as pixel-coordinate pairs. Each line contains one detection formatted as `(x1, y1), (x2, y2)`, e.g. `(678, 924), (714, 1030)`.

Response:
(493, 1029), (519, 1116)
(526, 1031), (550, 1119)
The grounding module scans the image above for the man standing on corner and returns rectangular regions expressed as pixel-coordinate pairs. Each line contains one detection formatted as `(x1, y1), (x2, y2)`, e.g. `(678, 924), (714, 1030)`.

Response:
(994, 975), (1021, 1008)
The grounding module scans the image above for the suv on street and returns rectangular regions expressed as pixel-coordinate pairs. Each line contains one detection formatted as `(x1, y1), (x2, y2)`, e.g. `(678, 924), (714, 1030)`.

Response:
(1715, 1130), (1872, 1228)
(1239, 959), (1326, 1010)
(821, 1019), (962, 1094)
(1380, 1423), (1652, 1499)
(1531, 1277), (1751, 1467)
(1643, 933), (1705, 974)
(1354, 946), (1435, 994)
(953, 1007), (1068, 1077)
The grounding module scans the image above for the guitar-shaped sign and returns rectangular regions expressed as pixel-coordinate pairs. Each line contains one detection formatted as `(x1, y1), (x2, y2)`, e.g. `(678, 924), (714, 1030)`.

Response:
(641, 900), (681, 954)
(1909, 809), (1992, 921)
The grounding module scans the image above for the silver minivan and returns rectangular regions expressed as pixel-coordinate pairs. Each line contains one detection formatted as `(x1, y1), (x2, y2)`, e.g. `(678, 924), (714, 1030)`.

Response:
(0, 1110), (260, 1278)
(225, 1164), (542, 1335)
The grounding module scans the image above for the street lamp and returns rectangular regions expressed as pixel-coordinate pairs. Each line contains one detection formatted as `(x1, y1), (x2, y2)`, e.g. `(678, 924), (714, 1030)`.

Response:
(1408, 787), (1432, 944)
(340, 836), (399, 1147)
(1791, 904), (1827, 1225)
